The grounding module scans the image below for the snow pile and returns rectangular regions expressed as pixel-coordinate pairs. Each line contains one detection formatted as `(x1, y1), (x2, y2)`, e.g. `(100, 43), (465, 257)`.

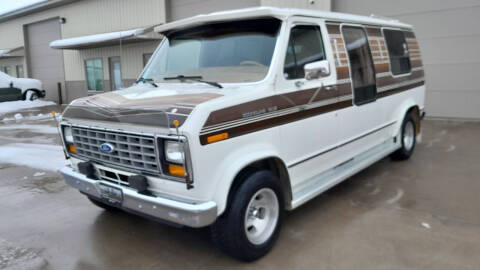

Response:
(2, 113), (57, 123)
(0, 100), (56, 115)
(0, 143), (66, 171)
(0, 124), (59, 134)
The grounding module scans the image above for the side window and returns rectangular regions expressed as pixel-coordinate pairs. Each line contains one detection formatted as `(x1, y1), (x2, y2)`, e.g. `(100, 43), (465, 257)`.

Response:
(85, 58), (104, 91)
(383, 29), (411, 75)
(284, 25), (325, 80)
(342, 26), (377, 105)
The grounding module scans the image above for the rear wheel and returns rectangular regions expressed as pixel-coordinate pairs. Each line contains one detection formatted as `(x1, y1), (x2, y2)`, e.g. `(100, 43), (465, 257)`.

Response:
(391, 113), (416, 160)
(211, 170), (283, 261)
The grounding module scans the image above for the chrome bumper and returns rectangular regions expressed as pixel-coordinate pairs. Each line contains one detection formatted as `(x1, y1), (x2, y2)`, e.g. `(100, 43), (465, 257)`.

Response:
(60, 167), (217, 228)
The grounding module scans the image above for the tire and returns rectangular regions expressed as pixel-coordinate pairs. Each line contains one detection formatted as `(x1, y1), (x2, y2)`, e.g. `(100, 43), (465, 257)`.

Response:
(25, 90), (39, 101)
(211, 170), (284, 262)
(391, 113), (416, 160)
(87, 196), (119, 212)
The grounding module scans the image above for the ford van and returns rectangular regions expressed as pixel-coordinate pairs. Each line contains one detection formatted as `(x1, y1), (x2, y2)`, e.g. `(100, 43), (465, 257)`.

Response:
(59, 7), (425, 261)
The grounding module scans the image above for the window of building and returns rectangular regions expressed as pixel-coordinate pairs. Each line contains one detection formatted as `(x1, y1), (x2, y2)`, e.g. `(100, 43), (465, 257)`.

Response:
(143, 53), (153, 67)
(383, 29), (411, 75)
(16, 65), (24, 78)
(3, 66), (12, 76)
(85, 58), (104, 91)
(284, 25), (326, 80)
(342, 26), (377, 105)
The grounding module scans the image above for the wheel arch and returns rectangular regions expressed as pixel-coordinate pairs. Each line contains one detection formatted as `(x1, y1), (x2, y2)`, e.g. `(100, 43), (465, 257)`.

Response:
(22, 88), (41, 100)
(391, 99), (421, 137)
(219, 156), (292, 215)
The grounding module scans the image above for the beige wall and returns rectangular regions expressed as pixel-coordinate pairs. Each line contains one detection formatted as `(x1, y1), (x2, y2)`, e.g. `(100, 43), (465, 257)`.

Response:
(0, 0), (166, 49)
(64, 41), (159, 82)
(332, 0), (480, 119)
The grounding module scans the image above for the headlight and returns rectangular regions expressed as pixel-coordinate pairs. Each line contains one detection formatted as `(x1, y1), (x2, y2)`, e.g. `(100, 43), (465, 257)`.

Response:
(63, 126), (73, 143)
(164, 140), (185, 164)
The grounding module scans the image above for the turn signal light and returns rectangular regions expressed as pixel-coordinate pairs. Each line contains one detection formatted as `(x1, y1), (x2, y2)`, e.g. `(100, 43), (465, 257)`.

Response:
(68, 144), (77, 153)
(168, 164), (185, 177)
(207, 132), (229, 144)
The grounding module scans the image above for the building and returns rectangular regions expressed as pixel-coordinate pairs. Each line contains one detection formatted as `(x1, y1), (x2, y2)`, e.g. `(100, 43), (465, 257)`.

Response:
(332, 0), (480, 119)
(0, 0), (330, 104)
(1, 0), (478, 120)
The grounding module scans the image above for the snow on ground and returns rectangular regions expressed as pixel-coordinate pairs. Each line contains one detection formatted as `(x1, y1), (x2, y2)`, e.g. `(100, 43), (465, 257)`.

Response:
(0, 143), (66, 171)
(0, 124), (59, 134)
(0, 100), (56, 115)
(2, 113), (59, 123)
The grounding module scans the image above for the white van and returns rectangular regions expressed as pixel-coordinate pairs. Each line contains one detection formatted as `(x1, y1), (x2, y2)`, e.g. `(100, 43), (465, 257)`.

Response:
(59, 7), (425, 261)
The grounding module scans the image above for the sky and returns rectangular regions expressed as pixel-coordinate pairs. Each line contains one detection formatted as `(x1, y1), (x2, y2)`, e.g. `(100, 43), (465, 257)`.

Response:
(0, 0), (47, 16)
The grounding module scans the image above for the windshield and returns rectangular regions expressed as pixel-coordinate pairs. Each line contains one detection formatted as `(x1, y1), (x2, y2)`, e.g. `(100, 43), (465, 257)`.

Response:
(142, 18), (281, 84)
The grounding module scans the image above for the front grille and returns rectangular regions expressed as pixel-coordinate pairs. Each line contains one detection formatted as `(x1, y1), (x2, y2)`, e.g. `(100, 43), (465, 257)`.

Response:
(71, 126), (160, 174)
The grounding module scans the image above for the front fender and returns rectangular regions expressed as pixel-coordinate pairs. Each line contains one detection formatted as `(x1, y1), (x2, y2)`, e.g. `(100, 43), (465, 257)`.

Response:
(210, 142), (282, 215)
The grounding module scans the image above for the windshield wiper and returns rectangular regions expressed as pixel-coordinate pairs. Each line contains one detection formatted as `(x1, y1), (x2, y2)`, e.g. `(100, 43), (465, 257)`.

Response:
(136, 77), (158, 87)
(163, 75), (223, 89)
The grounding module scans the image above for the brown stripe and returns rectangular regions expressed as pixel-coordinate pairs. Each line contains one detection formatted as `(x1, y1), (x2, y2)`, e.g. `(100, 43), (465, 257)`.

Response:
(200, 100), (353, 145)
(336, 66), (350, 79)
(366, 27), (382, 37)
(411, 59), (423, 67)
(403, 31), (416, 39)
(326, 24), (340, 34)
(200, 81), (424, 145)
(376, 70), (424, 87)
(375, 63), (390, 73)
(377, 81), (425, 98)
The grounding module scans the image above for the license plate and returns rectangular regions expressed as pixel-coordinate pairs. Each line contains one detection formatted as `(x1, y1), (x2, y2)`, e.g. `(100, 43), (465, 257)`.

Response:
(98, 183), (123, 206)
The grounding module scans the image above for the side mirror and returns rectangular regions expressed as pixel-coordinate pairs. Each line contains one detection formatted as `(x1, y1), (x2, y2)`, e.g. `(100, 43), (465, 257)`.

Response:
(9, 82), (13, 88)
(304, 60), (330, 80)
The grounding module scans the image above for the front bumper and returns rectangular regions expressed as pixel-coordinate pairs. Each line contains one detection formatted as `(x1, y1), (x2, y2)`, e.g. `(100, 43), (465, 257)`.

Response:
(61, 166), (217, 228)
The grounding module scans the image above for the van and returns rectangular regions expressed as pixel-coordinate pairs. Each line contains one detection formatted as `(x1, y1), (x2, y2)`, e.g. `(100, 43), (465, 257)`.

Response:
(59, 7), (425, 261)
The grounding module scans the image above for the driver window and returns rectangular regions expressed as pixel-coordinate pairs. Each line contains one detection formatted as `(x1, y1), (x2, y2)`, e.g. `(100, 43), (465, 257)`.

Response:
(284, 25), (325, 80)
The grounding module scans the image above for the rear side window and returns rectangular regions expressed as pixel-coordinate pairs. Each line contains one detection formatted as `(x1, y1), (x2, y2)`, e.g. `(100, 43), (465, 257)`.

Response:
(342, 26), (377, 105)
(383, 29), (411, 75)
(284, 25), (325, 80)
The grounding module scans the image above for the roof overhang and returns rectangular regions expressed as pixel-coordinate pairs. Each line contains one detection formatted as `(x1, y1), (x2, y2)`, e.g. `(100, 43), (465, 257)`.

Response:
(0, 0), (81, 23)
(0, 46), (24, 58)
(49, 26), (161, 50)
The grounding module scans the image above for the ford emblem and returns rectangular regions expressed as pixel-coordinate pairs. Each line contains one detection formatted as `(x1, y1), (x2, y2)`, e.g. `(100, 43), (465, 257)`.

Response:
(100, 143), (115, 153)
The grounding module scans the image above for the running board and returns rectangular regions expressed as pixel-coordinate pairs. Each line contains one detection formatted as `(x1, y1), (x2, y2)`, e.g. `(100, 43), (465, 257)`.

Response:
(290, 138), (399, 209)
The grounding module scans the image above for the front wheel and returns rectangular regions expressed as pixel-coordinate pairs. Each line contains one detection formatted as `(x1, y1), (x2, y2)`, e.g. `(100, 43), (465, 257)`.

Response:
(391, 113), (416, 160)
(211, 170), (283, 261)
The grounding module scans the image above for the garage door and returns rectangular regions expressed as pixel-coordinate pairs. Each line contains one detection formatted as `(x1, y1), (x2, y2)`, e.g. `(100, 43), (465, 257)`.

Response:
(167, 0), (260, 22)
(333, 0), (480, 119)
(25, 18), (65, 102)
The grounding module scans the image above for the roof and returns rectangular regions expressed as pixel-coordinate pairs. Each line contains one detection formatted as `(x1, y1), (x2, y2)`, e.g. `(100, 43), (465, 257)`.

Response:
(155, 7), (412, 34)
(0, 0), (81, 23)
(50, 26), (161, 50)
(0, 46), (24, 58)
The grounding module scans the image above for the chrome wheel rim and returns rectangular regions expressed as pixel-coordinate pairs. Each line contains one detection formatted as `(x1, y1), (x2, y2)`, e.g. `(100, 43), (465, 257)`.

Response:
(244, 188), (279, 245)
(403, 121), (415, 151)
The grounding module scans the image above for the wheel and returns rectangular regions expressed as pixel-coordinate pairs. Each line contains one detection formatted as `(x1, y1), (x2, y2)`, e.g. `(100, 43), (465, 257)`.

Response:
(211, 170), (283, 261)
(25, 90), (39, 101)
(87, 196), (118, 212)
(391, 113), (416, 160)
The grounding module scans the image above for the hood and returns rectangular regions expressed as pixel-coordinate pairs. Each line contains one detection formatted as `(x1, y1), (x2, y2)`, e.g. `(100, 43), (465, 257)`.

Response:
(13, 78), (42, 91)
(62, 83), (224, 128)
